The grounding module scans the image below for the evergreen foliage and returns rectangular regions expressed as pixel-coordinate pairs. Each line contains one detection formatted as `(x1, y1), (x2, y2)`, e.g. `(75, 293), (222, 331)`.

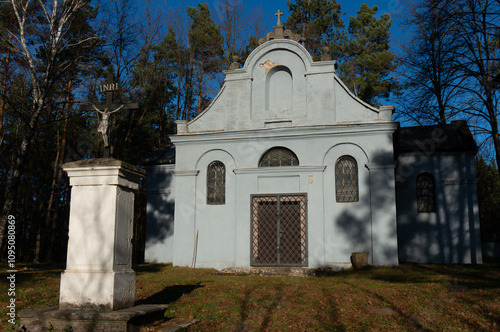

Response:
(285, 0), (396, 105)
(187, 3), (224, 115)
(476, 158), (500, 243)
(341, 4), (396, 105)
(285, 0), (344, 60)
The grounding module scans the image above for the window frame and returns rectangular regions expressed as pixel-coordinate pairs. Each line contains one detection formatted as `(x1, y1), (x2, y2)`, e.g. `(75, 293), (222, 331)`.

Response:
(416, 172), (436, 213)
(207, 160), (226, 205)
(259, 147), (299, 168)
(335, 155), (359, 203)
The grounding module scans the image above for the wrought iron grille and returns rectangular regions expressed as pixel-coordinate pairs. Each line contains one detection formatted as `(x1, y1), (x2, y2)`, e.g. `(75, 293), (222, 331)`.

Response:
(251, 194), (307, 266)
(335, 156), (359, 202)
(259, 147), (299, 167)
(207, 161), (225, 205)
(416, 172), (436, 212)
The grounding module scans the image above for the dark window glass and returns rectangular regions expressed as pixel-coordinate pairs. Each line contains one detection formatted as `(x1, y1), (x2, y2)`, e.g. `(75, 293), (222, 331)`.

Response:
(335, 156), (359, 202)
(259, 147), (299, 167)
(207, 161), (225, 205)
(417, 173), (436, 212)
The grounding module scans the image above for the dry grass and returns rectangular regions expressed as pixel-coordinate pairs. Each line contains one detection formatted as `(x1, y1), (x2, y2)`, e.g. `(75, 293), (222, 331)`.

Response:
(1, 263), (499, 331)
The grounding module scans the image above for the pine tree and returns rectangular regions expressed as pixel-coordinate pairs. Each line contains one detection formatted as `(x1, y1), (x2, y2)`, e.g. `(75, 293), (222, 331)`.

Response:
(285, 0), (345, 60)
(187, 3), (224, 116)
(341, 4), (396, 105)
(285, 1), (396, 105)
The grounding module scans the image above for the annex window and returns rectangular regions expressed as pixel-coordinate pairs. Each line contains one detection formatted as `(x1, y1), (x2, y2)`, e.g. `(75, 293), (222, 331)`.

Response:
(207, 161), (225, 205)
(335, 156), (359, 202)
(416, 172), (436, 212)
(259, 147), (299, 167)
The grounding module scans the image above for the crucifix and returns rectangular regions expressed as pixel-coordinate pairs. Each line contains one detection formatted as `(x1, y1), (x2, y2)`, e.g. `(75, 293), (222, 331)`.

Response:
(80, 73), (139, 158)
(275, 9), (283, 26)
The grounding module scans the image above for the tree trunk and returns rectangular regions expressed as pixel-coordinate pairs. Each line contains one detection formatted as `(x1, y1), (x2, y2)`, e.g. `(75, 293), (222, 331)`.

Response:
(197, 59), (204, 115)
(45, 79), (72, 262)
(0, 38), (12, 137)
(487, 99), (500, 178)
(0, 99), (42, 254)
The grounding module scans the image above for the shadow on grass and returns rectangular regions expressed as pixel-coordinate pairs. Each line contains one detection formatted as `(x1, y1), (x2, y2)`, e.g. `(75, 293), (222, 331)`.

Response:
(133, 263), (171, 274)
(345, 280), (432, 331)
(320, 287), (347, 331)
(310, 263), (500, 288)
(414, 263), (500, 289)
(0, 263), (64, 287)
(235, 283), (285, 331)
(135, 283), (204, 305)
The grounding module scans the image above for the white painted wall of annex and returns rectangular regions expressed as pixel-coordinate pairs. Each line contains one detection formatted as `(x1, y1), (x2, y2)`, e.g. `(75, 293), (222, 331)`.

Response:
(396, 152), (483, 264)
(145, 165), (175, 263)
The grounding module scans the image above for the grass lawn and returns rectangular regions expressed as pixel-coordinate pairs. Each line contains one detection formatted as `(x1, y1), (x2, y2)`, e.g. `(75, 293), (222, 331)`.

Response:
(1, 263), (499, 331)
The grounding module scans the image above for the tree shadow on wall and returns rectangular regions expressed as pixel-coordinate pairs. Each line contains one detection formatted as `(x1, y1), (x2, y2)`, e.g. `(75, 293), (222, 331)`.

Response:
(334, 147), (480, 265)
(144, 171), (175, 244)
(334, 149), (398, 264)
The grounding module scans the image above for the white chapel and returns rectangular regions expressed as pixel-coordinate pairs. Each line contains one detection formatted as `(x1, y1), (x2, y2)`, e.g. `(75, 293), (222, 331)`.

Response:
(143, 18), (482, 269)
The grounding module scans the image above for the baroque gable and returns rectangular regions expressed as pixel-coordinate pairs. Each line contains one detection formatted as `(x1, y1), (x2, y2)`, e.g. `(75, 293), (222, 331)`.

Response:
(177, 38), (394, 135)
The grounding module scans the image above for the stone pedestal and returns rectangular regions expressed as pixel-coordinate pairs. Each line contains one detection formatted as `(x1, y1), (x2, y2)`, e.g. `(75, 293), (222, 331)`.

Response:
(59, 159), (145, 311)
(20, 159), (170, 332)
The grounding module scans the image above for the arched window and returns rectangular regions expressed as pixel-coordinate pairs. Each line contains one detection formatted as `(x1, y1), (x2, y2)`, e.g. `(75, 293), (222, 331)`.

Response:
(335, 156), (359, 202)
(259, 147), (299, 167)
(207, 161), (225, 205)
(416, 173), (436, 212)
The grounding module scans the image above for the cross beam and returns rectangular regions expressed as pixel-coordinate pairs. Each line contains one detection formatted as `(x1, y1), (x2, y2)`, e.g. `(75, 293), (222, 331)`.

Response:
(275, 10), (283, 26)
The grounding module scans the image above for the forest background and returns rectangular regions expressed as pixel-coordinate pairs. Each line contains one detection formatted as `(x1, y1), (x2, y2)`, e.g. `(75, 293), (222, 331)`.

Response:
(0, 0), (499, 263)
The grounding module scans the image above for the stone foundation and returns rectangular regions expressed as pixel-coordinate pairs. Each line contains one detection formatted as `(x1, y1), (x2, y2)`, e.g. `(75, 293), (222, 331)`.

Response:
(19, 304), (168, 332)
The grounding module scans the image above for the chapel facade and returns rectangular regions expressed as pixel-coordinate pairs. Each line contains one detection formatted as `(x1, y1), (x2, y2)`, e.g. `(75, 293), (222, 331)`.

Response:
(143, 18), (482, 269)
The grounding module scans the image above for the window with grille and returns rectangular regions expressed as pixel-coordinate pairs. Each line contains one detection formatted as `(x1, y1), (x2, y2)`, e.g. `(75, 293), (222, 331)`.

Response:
(416, 173), (436, 212)
(259, 147), (299, 167)
(335, 156), (359, 202)
(207, 161), (225, 205)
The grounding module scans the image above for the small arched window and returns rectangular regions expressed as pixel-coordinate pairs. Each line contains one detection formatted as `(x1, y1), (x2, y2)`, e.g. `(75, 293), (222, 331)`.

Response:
(259, 147), (299, 167)
(335, 156), (359, 202)
(416, 173), (436, 212)
(207, 161), (225, 205)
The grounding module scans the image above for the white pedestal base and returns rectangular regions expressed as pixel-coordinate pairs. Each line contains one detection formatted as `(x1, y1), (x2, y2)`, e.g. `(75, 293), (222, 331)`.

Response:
(59, 270), (136, 311)
(60, 159), (145, 311)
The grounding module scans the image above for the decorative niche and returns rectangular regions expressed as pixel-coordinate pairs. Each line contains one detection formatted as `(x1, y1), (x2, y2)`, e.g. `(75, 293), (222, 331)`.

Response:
(265, 65), (293, 113)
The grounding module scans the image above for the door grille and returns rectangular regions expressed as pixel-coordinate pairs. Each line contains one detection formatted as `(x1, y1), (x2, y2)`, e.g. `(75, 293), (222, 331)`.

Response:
(251, 194), (307, 266)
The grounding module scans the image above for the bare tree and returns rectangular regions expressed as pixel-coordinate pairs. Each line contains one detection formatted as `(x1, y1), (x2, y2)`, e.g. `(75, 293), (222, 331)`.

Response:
(0, 0), (98, 253)
(213, 0), (267, 67)
(395, 0), (465, 125)
(451, 0), (500, 173)
(99, 0), (162, 90)
(395, 0), (500, 174)
(97, 0), (164, 158)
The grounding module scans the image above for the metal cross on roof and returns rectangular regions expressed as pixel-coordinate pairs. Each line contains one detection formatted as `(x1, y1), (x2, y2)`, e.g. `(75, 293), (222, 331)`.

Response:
(80, 73), (139, 158)
(275, 9), (283, 26)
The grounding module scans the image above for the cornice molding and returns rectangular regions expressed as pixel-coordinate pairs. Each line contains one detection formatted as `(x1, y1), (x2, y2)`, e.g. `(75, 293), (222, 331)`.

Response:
(172, 122), (398, 145)
(233, 166), (326, 175)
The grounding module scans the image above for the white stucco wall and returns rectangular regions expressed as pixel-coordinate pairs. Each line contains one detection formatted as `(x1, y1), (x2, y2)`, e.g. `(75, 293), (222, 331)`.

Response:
(145, 165), (175, 263)
(147, 37), (400, 269)
(396, 152), (483, 264)
(171, 123), (398, 269)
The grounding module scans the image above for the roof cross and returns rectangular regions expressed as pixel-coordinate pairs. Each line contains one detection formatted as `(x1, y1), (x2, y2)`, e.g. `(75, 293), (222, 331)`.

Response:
(275, 10), (283, 26)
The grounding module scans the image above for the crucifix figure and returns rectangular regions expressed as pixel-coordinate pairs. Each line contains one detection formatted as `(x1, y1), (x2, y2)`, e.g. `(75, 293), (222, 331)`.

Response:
(80, 73), (139, 158)
(93, 104), (124, 147)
